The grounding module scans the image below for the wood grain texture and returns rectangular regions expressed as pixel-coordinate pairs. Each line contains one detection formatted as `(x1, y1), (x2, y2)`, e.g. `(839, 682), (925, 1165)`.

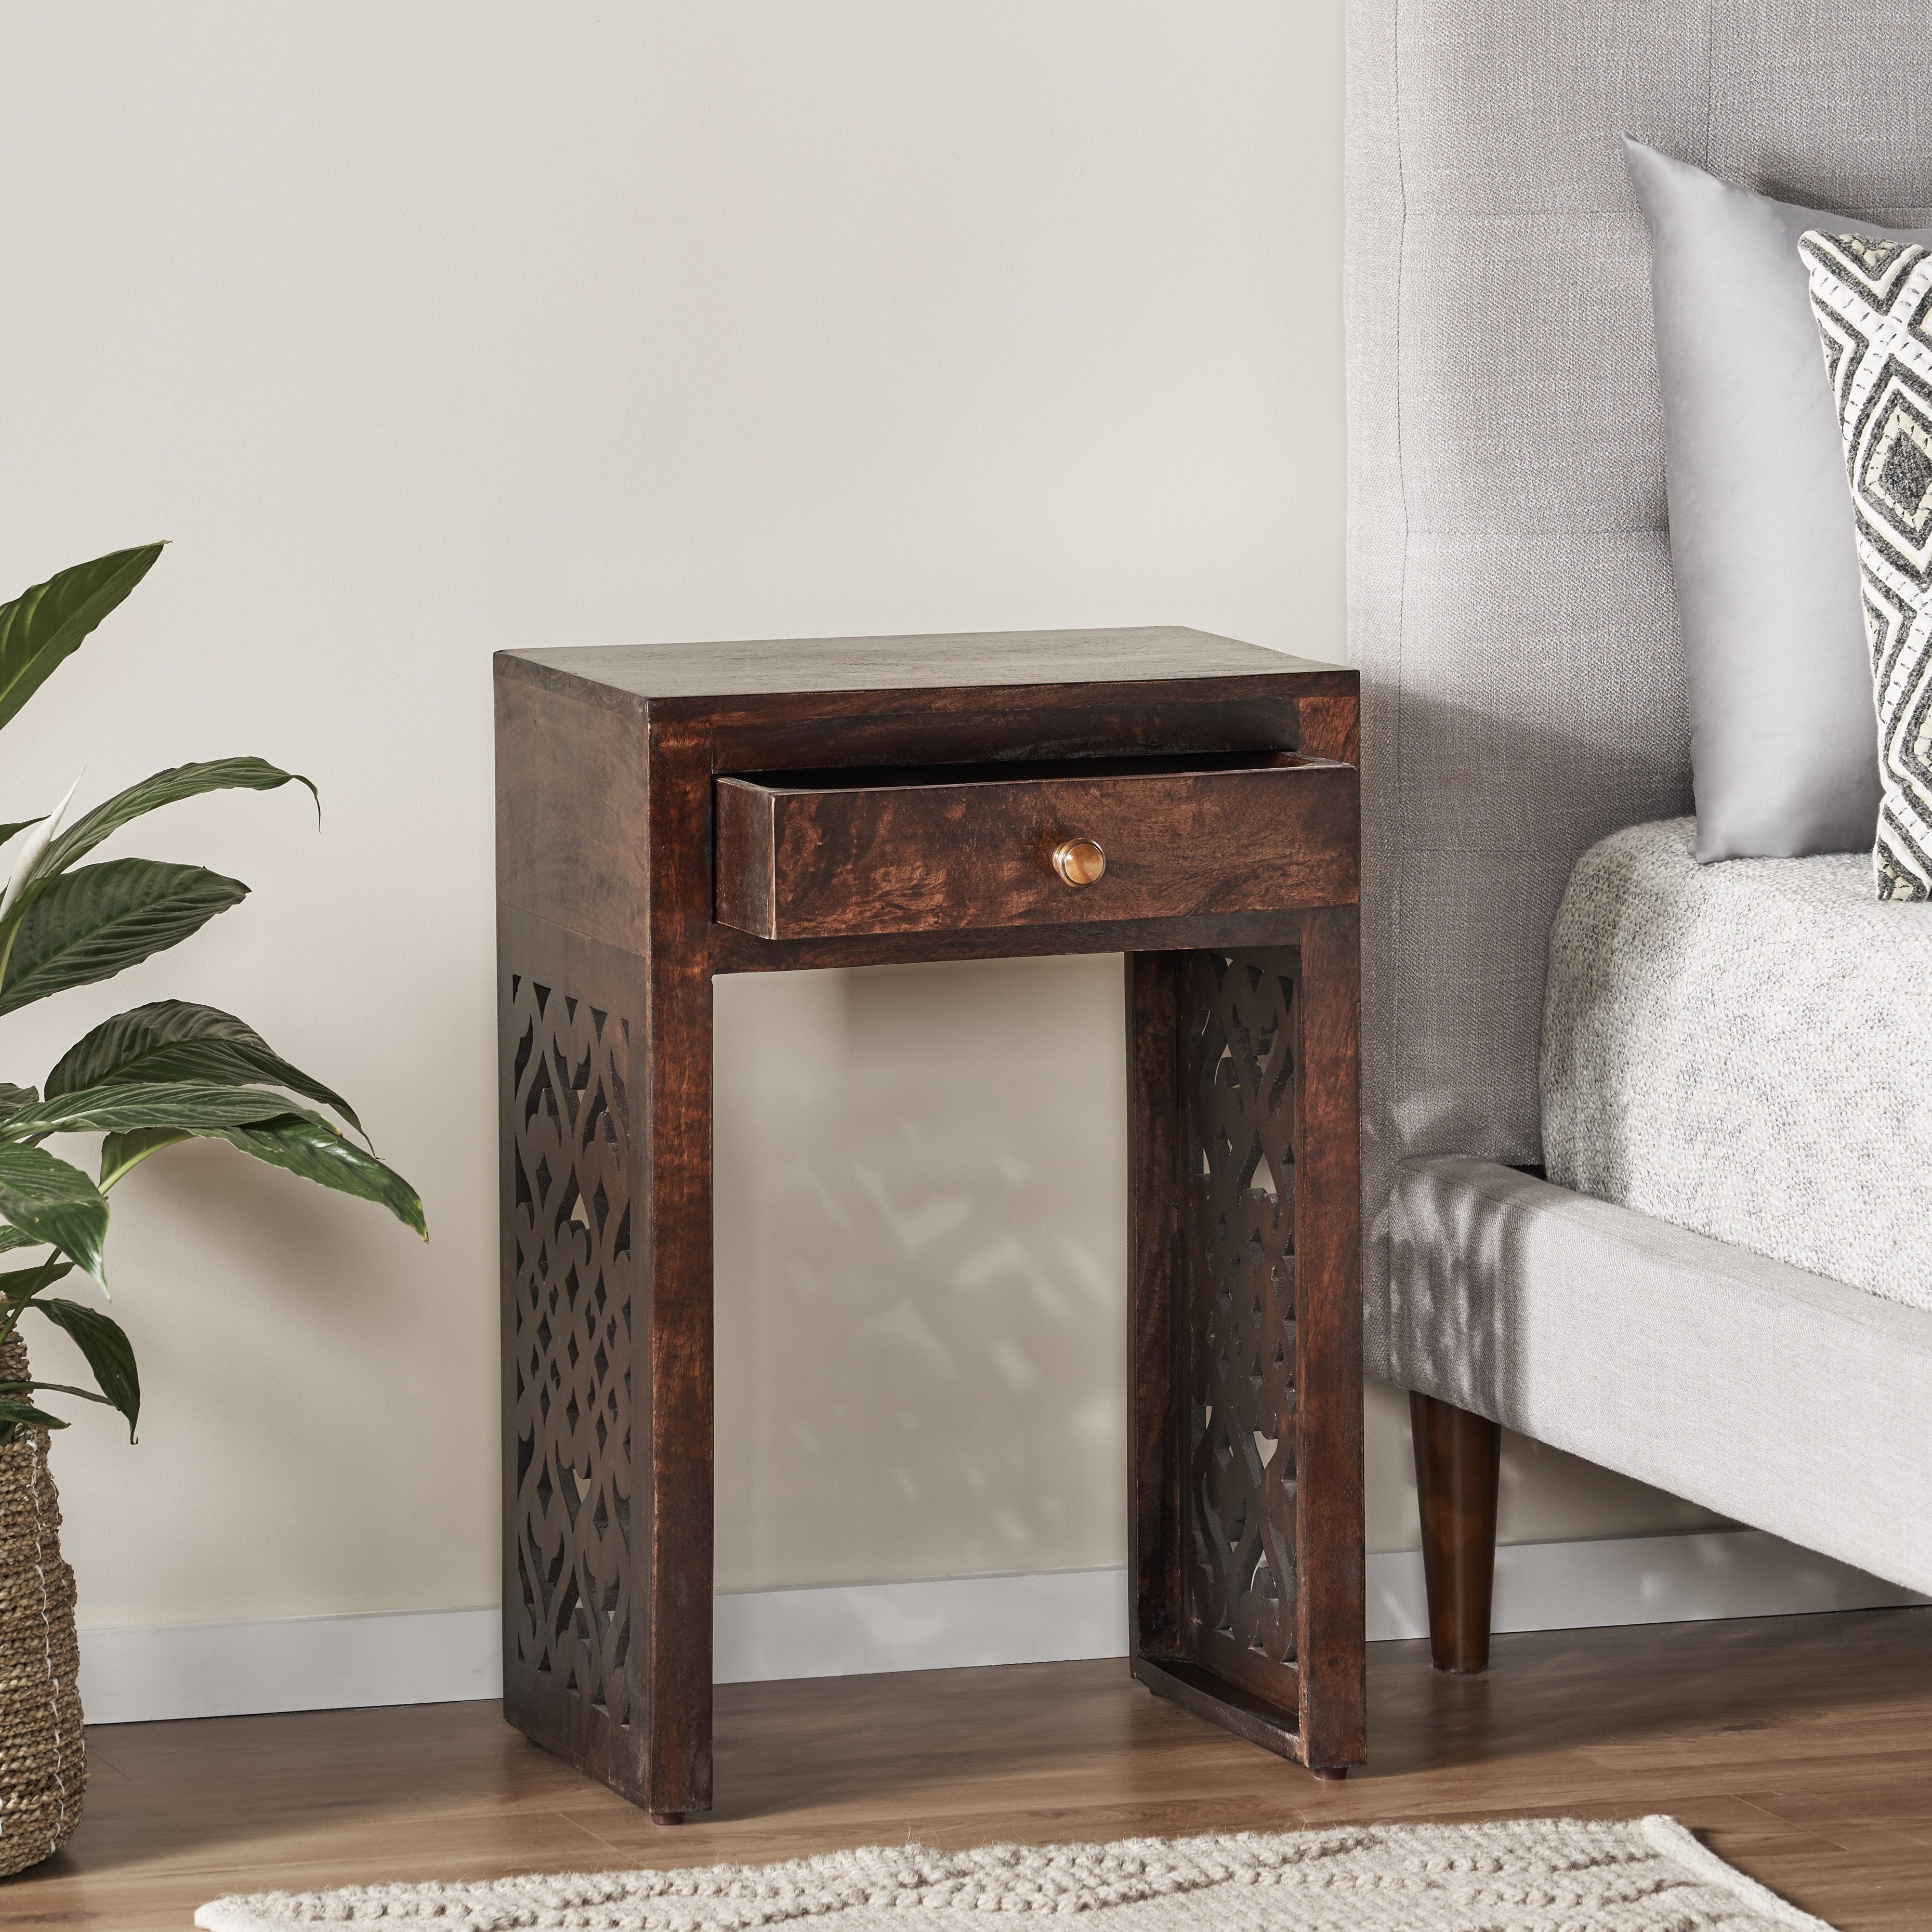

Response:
(641, 719), (719, 1819)
(714, 756), (1356, 941)
(495, 634), (1363, 1815)
(1175, 949), (1304, 1716)
(1133, 1654), (1300, 1757)
(1293, 690), (1360, 768)
(1411, 1391), (1503, 1676)
(495, 676), (649, 953)
(705, 687), (1309, 774)
(1292, 909), (1364, 1769)
(1125, 953), (1185, 1668)
(11, 1611), (1931, 1930)
(497, 910), (649, 1799)
(708, 910), (1318, 976)
(500, 627), (1346, 702)
(1131, 940), (1362, 1776)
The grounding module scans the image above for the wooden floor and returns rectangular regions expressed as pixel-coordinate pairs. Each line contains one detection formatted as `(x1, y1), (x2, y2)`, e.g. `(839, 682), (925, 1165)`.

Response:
(8, 1608), (1929, 1929)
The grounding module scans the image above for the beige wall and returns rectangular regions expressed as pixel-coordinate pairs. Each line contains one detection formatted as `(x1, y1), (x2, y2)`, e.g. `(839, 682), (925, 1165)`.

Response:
(0, 1), (1710, 1637)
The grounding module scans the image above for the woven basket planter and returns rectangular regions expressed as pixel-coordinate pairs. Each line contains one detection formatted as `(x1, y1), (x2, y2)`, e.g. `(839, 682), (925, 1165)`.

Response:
(0, 1336), (83, 1875)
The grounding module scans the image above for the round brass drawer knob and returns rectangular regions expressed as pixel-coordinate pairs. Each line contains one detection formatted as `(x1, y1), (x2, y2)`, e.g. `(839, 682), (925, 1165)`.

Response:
(1052, 837), (1107, 888)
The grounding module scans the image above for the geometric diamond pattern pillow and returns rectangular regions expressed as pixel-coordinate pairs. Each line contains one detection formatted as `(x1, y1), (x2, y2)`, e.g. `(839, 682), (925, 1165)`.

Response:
(1802, 229), (1932, 899)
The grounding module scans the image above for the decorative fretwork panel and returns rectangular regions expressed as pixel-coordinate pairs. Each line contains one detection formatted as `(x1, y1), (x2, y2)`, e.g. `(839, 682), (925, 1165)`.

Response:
(506, 970), (637, 1737)
(1181, 950), (1299, 1678)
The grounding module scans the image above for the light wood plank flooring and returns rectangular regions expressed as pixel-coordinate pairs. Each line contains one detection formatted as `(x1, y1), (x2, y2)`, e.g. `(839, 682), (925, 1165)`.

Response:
(8, 1608), (1929, 1929)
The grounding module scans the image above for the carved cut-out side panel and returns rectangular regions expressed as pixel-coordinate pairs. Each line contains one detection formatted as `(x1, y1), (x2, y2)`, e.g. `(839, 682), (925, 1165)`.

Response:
(501, 919), (645, 1794)
(1179, 948), (1301, 1712)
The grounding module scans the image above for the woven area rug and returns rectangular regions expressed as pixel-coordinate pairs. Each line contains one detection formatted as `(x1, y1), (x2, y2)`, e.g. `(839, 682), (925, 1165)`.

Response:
(194, 1817), (1832, 1931)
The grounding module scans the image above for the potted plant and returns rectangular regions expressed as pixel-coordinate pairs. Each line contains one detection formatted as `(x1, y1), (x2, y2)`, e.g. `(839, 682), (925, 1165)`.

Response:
(0, 544), (424, 1874)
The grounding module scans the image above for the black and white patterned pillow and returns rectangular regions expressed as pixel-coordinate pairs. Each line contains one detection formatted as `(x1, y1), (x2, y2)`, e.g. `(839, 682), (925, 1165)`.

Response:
(1802, 230), (1932, 900)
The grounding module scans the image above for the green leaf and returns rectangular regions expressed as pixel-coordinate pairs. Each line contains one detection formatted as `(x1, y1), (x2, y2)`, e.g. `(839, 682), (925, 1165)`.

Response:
(92, 1107), (424, 1236)
(0, 1143), (106, 1281)
(0, 545), (164, 735)
(0, 1378), (112, 1407)
(0, 859), (247, 1016)
(0, 1261), (72, 1300)
(0, 821), (41, 852)
(31, 1299), (138, 1438)
(0, 1084), (36, 1118)
(0, 1226), (39, 1256)
(212, 1111), (425, 1238)
(0, 1397), (68, 1434)
(37, 758), (317, 883)
(47, 1001), (363, 1137)
(99, 1128), (191, 1190)
(4, 1081), (297, 1138)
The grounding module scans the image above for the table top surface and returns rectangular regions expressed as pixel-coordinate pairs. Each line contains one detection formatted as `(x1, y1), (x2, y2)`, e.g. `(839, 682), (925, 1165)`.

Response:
(500, 626), (1343, 701)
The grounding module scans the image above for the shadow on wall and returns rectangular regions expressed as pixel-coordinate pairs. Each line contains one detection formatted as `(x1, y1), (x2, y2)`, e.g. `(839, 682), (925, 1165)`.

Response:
(42, 1124), (464, 1627)
(712, 953), (1128, 1595)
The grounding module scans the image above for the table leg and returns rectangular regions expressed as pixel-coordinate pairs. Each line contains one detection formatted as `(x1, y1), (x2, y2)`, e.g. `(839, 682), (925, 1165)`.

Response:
(500, 912), (653, 1800)
(1126, 952), (1185, 1666)
(1292, 909), (1365, 1771)
(1125, 935), (1364, 1775)
(637, 964), (715, 1817)
(498, 888), (716, 1819)
(638, 726), (719, 1820)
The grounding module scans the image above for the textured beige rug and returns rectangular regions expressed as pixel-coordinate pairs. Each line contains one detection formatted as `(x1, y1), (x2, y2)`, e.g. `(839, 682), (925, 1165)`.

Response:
(194, 1817), (1832, 1931)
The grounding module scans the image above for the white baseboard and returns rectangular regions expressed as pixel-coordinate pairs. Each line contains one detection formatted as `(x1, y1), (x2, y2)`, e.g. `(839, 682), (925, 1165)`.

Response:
(713, 1566), (1126, 1684)
(80, 1607), (502, 1726)
(76, 1528), (1926, 1725)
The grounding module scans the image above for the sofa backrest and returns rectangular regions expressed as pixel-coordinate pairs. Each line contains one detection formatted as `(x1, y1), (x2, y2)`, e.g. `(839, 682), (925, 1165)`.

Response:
(1345, 0), (1932, 1365)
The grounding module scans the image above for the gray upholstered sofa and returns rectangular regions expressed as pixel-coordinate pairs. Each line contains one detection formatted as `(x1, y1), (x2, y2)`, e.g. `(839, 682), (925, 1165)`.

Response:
(1347, 0), (1932, 1663)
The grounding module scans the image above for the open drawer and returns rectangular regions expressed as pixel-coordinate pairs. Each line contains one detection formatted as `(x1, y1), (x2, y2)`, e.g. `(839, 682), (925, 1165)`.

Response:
(713, 749), (1357, 940)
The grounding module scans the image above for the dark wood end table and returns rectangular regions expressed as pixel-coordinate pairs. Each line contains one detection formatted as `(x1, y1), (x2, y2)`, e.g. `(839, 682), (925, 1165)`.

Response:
(494, 626), (1364, 1820)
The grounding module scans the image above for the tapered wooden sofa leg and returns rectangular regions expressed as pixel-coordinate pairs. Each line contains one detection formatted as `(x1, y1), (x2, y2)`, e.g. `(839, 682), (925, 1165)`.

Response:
(1410, 1390), (1502, 1674)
